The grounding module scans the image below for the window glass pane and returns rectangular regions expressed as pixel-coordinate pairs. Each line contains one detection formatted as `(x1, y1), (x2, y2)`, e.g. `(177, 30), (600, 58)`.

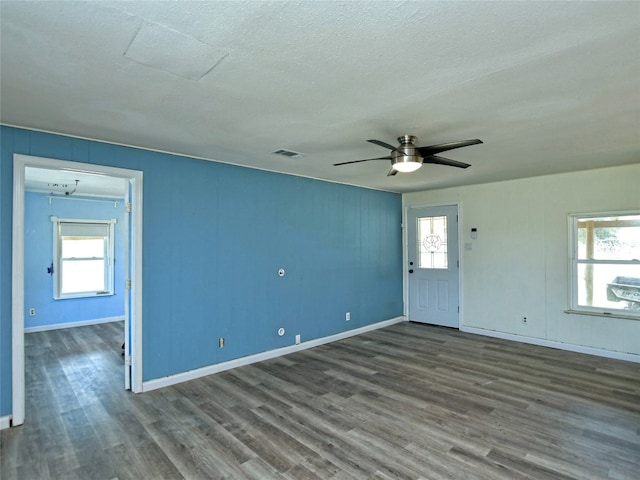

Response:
(577, 263), (640, 311)
(61, 259), (105, 293)
(577, 215), (640, 261)
(417, 215), (447, 269)
(61, 237), (105, 258)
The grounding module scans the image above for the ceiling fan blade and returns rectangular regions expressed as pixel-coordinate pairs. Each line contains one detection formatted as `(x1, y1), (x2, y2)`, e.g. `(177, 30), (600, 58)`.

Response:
(423, 155), (471, 169)
(367, 139), (399, 151)
(333, 156), (392, 166)
(417, 139), (482, 156)
(387, 168), (398, 176)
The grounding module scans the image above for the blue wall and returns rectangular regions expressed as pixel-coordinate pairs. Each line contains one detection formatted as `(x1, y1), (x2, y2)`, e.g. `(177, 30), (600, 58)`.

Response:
(0, 126), (403, 416)
(24, 192), (126, 330)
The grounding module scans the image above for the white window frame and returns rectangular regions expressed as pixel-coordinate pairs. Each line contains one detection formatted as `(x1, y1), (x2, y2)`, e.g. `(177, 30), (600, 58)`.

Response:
(51, 216), (116, 300)
(568, 210), (640, 319)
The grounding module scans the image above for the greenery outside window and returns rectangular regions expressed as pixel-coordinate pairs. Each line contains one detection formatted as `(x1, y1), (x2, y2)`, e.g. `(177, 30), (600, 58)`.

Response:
(569, 211), (640, 318)
(52, 217), (116, 299)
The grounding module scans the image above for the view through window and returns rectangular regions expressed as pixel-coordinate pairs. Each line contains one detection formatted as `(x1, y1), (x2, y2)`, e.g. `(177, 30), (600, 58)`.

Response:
(571, 212), (640, 316)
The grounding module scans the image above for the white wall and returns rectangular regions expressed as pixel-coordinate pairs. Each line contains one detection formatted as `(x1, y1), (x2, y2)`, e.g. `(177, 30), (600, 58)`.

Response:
(404, 164), (640, 356)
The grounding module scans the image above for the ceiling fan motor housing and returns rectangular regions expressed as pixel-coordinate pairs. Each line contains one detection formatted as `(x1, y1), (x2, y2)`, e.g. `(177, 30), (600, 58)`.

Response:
(392, 135), (422, 170)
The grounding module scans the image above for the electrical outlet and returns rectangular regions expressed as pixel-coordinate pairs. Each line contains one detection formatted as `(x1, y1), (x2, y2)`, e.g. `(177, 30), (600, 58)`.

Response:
(522, 316), (528, 324)
(29, 308), (36, 317)
(345, 312), (350, 321)
(295, 334), (301, 345)
(218, 337), (225, 348)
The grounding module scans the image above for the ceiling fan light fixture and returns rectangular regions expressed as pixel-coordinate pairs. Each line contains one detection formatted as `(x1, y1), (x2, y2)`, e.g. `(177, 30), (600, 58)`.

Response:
(392, 159), (422, 173)
(333, 134), (480, 176)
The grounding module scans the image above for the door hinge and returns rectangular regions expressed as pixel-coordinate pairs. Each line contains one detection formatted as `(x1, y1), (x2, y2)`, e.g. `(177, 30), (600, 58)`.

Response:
(125, 202), (132, 213)
(457, 260), (459, 268)
(125, 355), (132, 366)
(125, 279), (132, 290)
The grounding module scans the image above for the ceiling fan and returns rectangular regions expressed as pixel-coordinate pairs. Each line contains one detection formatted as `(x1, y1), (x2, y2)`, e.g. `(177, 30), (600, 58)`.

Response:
(334, 135), (483, 176)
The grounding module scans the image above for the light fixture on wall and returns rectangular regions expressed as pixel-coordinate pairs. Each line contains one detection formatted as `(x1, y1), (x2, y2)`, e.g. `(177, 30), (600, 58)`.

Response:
(65, 179), (79, 196)
(48, 179), (79, 196)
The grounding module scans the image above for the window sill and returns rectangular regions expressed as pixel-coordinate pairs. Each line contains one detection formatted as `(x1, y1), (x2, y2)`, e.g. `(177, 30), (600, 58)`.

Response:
(564, 309), (640, 321)
(55, 292), (115, 300)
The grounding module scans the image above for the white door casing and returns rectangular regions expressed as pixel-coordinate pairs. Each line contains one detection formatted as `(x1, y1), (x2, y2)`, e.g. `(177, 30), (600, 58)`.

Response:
(123, 181), (131, 390)
(11, 154), (143, 427)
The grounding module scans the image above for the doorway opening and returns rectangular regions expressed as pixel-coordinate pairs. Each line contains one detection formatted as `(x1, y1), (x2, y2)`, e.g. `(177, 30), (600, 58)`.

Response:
(12, 154), (143, 427)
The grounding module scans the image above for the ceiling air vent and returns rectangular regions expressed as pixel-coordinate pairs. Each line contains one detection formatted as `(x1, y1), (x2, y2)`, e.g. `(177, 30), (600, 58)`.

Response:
(271, 149), (306, 160)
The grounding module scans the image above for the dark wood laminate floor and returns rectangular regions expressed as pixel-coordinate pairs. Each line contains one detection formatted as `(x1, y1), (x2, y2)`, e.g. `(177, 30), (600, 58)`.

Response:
(1, 321), (639, 479)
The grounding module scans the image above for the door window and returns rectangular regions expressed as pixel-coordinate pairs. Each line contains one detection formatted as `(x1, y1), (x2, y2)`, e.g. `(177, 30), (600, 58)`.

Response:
(417, 215), (448, 269)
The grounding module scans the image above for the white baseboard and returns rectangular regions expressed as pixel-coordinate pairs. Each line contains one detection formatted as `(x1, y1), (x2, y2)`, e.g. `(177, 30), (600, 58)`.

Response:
(0, 415), (11, 430)
(461, 326), (640, 363)
(24, 316), (124, 333)
(143, 316), (407, 392)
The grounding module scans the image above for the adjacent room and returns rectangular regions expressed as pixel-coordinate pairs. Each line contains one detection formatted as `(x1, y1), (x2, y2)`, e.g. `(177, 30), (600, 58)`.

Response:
(1, 1), (638, 478)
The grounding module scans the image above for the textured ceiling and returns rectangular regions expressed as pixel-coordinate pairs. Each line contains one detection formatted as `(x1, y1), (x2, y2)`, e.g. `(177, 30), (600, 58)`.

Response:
(2, 1), (639, 194)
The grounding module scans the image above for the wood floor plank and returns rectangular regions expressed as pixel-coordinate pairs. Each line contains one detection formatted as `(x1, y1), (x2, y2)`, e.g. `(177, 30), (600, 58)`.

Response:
(2, 321), (639, 479)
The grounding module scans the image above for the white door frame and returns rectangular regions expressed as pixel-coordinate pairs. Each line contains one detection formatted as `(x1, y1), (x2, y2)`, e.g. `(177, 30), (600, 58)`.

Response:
(403, 202), (462, 326)
(11, 154), (143, 426)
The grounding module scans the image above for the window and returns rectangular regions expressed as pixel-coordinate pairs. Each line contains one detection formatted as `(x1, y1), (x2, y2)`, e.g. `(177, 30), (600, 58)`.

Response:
(52, 217), (116, 299)
(569, 212), (640, 317)
(417, 215), (448, 269)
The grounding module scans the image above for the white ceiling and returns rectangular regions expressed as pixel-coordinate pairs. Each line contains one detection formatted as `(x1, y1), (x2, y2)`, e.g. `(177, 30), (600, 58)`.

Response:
(24, 166), (127, 198)
(2, 1), (639, 194)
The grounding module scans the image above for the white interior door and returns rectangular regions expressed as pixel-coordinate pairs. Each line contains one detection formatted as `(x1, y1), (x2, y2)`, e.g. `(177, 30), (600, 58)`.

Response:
(407, 205), (459, 327)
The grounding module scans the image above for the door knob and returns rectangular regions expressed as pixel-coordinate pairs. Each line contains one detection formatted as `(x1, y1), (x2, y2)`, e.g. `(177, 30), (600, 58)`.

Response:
(409, 269), (414, 274)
